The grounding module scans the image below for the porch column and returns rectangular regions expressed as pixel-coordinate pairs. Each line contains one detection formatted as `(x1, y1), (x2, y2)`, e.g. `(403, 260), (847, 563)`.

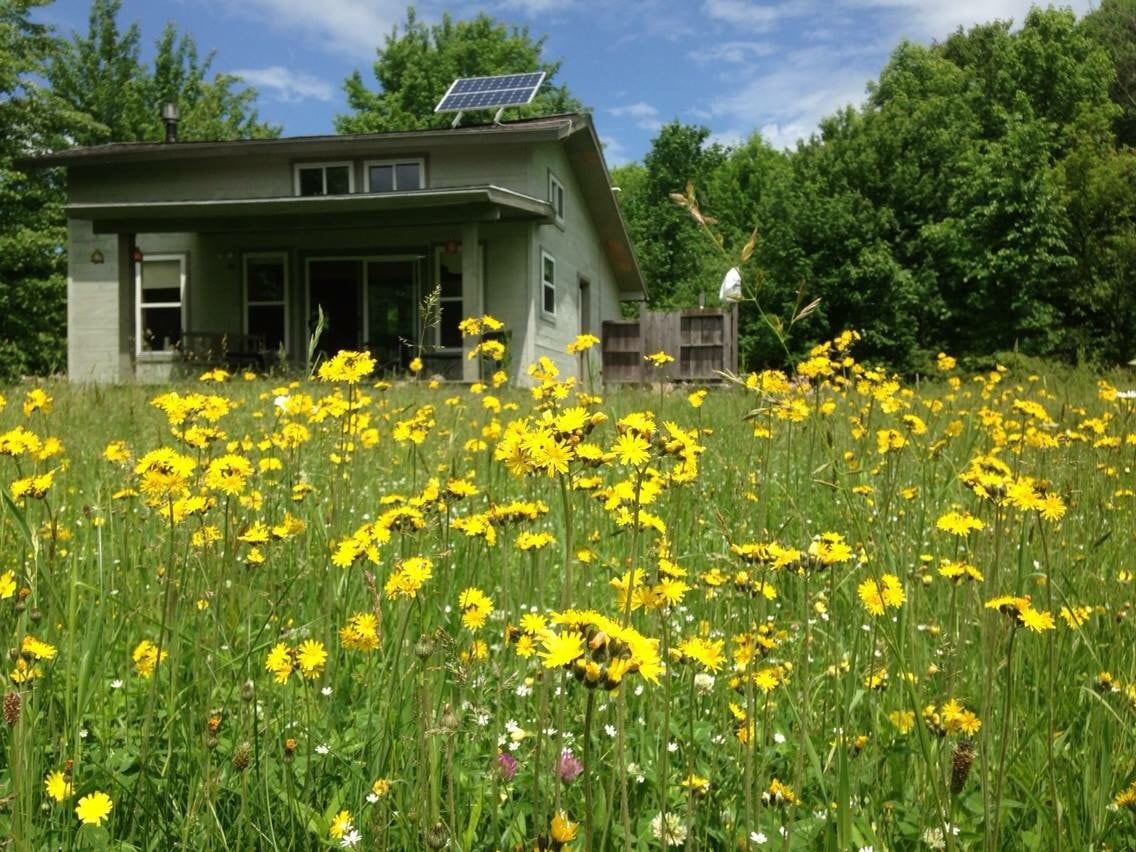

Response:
(117, 232), (135, 380)
(461, 222), (482, 381)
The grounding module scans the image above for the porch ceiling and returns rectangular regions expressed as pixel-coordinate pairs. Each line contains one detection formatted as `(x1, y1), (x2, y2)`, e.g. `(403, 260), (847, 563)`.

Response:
(67, 185), (554, 234)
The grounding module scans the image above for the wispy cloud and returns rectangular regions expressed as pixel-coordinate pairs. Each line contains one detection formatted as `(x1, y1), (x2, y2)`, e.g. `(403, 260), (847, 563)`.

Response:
(685, 0), (1096, 151)
(702, 0), (795, 31)
(706, 43), (878, 149)
(600, 134), (634, 169)
(688, 40), (776, 65)
(844, 0), (1094, 40)
(493, 0), (578, 14)
(231, 66), (335, 103)
(216, 0), (409, 60)
(608, 101), (663, 132)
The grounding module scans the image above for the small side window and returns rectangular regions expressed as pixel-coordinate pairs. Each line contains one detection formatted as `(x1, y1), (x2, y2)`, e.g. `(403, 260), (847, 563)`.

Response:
(541, 251), (556, 318)
(549, 173), (565, 224)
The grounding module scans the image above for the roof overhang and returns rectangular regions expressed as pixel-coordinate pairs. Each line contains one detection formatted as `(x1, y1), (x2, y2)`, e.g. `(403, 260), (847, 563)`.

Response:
(22, 117), (582, 169)
(561, 119), (646, 300)
(67, 186), (554, 234)
(27, 112), (646, 297)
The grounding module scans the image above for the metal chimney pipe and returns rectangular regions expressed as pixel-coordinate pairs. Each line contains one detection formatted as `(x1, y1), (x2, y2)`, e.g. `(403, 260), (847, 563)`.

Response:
(161, 102), (180, 143)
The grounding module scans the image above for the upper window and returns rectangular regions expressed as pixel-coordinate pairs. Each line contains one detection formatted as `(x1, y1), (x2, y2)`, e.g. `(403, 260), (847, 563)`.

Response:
(245, 253), (288, 353)
(136, 254), (186, 355)
(367, 159), (425, 193)
(549, 173), (565, 224)
(295, 162), (353, 196)
(541, 251), (556, 319)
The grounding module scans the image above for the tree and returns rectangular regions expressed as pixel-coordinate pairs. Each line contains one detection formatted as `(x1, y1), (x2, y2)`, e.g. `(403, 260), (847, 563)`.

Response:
(614, 122), (727, 310)
(143, 23), (279, 141)
(1083, 0), (1136, 146)
(0, 0), (89, 379)
(48, 0), (278, 143)
(1, 0), (277, 379)
(336, 7), (582, 134)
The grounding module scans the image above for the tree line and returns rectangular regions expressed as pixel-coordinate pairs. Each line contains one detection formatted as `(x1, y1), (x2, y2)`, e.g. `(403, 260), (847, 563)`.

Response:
(615, 3), (1136, 372)
(3, 0), (1134, 379)
(1, 0), (280, 380)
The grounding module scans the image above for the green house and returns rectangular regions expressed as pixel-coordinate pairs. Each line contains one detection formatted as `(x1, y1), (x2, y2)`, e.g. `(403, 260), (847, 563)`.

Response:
(34, 113), (644, 383)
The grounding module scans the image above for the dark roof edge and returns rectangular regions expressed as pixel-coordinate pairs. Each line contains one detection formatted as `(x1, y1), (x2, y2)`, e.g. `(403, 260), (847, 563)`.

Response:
(566, 115), (647, 299)
(18, 113), (586, 168)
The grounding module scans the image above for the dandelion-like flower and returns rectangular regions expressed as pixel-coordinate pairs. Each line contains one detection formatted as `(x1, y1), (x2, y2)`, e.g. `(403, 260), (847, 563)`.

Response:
(75, 790), (113, 826)
(857, 574), (905, 617)
(317, 350), (376, 384)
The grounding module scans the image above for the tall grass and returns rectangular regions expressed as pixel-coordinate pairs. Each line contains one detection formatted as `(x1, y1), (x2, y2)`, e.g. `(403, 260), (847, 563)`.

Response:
(0, 341), (1135, 850)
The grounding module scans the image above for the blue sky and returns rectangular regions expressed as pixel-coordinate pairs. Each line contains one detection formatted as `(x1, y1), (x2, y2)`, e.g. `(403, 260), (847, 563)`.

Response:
(37, 0), (1093, 166)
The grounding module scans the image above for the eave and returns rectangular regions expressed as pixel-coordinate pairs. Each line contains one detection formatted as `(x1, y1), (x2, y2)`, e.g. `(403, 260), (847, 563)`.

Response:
(66, 186), (554, 234)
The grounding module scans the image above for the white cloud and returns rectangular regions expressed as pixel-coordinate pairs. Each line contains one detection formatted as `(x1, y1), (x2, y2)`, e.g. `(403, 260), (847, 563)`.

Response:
(231, 66), (335, 103)
(689, 40), (776, 65)
(702, 0), (794, 31)
(843, 0), (1094, 40)
(218, 0), (408, 60)
(608, 101), (663, 132)
(706, 44), (877, 149)
(600, 134), (634, 168)
(690, 0), (1098, 150)
(494, 0), (577, 13)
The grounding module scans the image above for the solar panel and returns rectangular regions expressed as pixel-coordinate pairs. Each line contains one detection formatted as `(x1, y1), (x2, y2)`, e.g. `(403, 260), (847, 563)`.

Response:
(435, 72), (546, 114)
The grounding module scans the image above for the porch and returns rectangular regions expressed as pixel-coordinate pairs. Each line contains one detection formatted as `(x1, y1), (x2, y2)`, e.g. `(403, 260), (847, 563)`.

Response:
(66, 187), (553, 383)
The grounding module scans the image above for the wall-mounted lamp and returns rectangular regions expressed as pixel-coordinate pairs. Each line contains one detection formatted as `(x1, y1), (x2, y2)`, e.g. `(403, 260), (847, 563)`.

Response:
(219, 249), (236, 269)
(131, 246), (144, 263)
(90, 249), (105, 264)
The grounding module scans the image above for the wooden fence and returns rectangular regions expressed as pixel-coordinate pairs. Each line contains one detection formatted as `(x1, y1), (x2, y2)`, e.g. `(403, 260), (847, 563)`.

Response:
(601, 307), (738, 384)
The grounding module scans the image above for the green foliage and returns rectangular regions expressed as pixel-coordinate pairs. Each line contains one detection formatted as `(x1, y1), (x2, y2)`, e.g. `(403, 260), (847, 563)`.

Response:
(2, 358), (1136, 847)
(614, 122), (727, 310)
(0, 0), (83, 380)
(47, 0), (279, 144)
(627, 6), (1136, 373)
(0, 0), (279, 380)
(1082, 0), (1136, 146)
(335, 7), (582, 134)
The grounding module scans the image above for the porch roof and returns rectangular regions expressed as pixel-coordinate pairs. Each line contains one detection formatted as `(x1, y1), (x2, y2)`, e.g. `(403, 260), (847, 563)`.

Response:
(67, 185), (554, 234)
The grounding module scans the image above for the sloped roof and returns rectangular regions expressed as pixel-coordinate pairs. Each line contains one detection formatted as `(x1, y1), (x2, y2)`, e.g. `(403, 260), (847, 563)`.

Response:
(26, 113), (645, 298)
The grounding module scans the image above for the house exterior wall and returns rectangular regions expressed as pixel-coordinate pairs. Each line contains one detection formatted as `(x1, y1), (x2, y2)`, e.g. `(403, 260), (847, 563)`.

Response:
(527, 142), (622, 380)
(62, 124), (638, 385)
(67, 144), (536, 203)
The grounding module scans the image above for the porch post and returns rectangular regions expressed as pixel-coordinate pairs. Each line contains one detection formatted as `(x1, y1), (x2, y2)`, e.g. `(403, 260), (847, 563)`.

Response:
(118, 232), (135, 380)
(461, 222), (482, 381)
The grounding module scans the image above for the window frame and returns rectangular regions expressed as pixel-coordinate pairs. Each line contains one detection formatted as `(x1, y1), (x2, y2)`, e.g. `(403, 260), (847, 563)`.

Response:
(540, 250), (556, 321)
(135, 252), (187, 358)
(243, 251), (289, 355)
(293, 161), (355, 196)
(364, 157), (426, 193)
(548, 172), (565, 225)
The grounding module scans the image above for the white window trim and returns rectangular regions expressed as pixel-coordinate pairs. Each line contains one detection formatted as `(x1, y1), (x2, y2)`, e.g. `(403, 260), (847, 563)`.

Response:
(293, 161), (355, 196)
(243, 251), (289, 354)
(135, 253), (186, 358)
(540, 250), (556, 322)
(364, 158), (426, 192)
(548, 172), (565, 225)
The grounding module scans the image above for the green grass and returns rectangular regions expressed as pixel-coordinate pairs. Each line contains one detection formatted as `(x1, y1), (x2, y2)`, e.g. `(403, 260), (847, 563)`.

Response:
(1, 351), (1135, 850)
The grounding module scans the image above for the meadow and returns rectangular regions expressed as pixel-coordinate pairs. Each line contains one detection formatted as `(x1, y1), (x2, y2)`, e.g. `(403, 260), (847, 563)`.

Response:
(2, 328), (1136, 851)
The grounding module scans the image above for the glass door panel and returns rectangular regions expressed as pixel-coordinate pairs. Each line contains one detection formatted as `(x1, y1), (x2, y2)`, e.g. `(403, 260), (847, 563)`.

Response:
(366, 260), (417, 368)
